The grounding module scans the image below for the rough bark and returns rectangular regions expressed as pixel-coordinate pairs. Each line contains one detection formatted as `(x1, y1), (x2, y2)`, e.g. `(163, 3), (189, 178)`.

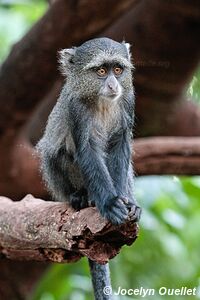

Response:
(0, 195), (139, 264)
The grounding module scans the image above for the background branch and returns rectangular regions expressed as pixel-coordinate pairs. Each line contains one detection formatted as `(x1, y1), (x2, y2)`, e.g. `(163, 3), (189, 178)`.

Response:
(7, 135), (200, 201)
(134, 137), (200, 175)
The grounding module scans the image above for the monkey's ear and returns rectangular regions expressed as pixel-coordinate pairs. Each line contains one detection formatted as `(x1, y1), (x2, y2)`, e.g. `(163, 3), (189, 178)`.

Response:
(122, 41), (132, 61)
(58, 48), (76, 75)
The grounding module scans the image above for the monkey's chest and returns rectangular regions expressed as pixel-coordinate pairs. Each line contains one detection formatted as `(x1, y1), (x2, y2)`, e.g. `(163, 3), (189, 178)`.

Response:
(94, 120), (118, 137)
(94, 107), (120, 140)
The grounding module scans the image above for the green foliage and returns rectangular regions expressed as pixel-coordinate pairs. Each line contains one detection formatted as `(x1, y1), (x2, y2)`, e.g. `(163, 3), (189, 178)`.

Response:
(0, 0), (47, 62)
(111, 176), (200, 300)
(187, 68), (200, 103)
(29, 262), (92, 300)
(30, 176), (200, 300)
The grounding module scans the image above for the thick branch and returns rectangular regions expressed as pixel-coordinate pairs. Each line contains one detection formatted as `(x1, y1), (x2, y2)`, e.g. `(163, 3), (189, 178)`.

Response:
(134, 137), (200, 175)
(0, 195), (138, 264)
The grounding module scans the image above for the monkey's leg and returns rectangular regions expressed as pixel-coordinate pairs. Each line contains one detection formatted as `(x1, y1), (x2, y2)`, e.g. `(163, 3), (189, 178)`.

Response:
(42, 148), (89, 209)
(39, 145), (76, 202)
(89, 260), (111, 300)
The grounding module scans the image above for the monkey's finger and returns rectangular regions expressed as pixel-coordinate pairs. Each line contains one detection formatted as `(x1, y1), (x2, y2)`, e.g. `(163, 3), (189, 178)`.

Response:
(110, 206), (129, 223)
(128, 205), (142, 221)
(119, 197), (129, 205)
(107, 213), (128, 225)
(116, 197), (128, 205)
(114, 200), (129, 215)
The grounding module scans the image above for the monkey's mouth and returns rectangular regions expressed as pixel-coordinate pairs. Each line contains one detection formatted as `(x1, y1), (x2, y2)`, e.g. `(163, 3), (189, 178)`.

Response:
(100, 91), (121, 100)
(108, 91), (122, 100)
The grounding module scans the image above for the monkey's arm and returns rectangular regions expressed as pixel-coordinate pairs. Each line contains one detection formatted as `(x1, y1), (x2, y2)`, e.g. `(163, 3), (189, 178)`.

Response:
(107, 92), (134, 195)
(107, 128), (132, 197)
(107, 92), (141, 222)
(106, 130), (141, 223)
(69, 102), (129, 224)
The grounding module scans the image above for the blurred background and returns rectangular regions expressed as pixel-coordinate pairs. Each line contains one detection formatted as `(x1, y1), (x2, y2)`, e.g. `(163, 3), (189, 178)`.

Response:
(0, 0), (200, 300)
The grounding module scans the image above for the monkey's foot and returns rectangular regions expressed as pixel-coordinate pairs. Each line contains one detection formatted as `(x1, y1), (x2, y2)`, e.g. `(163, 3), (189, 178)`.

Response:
(69, 189), (88, 210)
(101, 197), (131, 225)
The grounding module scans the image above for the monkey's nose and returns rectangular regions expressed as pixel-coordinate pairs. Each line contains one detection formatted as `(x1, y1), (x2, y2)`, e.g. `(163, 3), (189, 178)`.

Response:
(107, 77), (119, 94)
(108, 83), (118, 92)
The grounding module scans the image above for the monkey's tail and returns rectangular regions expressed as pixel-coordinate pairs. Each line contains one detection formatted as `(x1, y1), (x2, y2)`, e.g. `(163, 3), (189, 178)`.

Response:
(88, 259), (112, 300)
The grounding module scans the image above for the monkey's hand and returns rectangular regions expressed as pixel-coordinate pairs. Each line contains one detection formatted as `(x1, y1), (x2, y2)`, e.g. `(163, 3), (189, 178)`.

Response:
(125, 198), (142, 223)
(101, 197), (140, 225)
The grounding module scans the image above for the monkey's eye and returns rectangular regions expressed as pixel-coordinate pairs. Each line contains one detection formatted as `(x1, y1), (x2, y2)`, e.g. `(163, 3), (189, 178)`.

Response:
(96, 67), (107, 77)
(113, 66), (123, 76)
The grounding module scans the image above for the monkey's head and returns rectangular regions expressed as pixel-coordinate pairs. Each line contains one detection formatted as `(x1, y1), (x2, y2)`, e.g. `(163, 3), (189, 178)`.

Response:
(59, 37), (134, 103)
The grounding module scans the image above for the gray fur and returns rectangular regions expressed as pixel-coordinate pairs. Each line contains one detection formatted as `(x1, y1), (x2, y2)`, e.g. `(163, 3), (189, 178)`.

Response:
(89, 260), (111, 300)
(36, 37), (141, 300)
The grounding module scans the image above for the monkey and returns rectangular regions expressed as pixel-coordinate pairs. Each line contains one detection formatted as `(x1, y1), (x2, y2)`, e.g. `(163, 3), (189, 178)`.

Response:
(36, 37), (141, 300)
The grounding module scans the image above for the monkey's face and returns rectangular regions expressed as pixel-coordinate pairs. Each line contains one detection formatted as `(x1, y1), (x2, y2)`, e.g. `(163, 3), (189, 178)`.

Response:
(73, 61), (133, 105)
(59, 37), (134, 102)
(94, 64), (123, 101)
(84, 59), (134, 102)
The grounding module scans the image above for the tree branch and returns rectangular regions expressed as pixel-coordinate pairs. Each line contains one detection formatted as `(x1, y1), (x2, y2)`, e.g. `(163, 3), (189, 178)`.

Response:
(134, 137), (200, 175)
(0, 195), (138, 264)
